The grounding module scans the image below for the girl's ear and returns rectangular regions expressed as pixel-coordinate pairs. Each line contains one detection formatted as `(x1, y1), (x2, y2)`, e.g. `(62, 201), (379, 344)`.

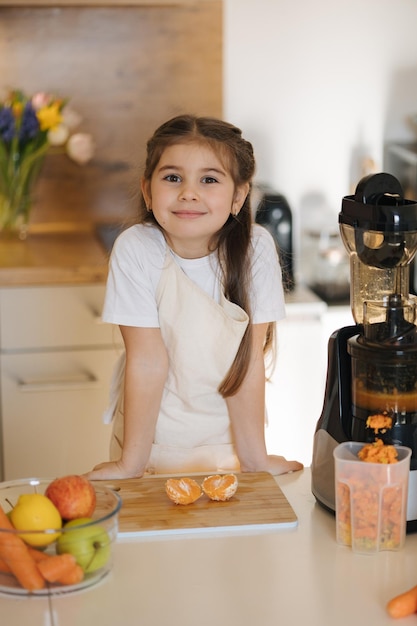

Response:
(232, 182), (250, 216)
(141, 178), (152, 209)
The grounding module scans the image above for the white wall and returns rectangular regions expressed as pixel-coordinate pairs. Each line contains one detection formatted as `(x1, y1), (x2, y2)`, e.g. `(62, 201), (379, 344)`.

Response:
(224, 0), (417, 271)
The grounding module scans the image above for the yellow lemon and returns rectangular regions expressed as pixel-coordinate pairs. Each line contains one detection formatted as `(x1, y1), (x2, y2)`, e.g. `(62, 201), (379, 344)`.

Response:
(10, 493), (62, 547)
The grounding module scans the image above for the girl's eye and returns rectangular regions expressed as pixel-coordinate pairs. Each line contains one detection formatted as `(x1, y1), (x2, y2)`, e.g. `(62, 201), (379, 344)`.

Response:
(164, 174), (181, 183)
(201, 176), (218, 184)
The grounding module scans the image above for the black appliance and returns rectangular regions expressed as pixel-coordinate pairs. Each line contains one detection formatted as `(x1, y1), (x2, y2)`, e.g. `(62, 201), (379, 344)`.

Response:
(253, 185), (294, 292)
(311, 173), (417, 532)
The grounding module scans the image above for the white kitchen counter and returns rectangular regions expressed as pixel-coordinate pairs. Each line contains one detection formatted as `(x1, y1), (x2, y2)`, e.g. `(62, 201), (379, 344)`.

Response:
(1, 468), (417, 625)
(284, 283), (328, 317)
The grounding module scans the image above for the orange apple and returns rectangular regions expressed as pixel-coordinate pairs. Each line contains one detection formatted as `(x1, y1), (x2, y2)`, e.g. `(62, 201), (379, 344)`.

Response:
(45, 475), (96, 521)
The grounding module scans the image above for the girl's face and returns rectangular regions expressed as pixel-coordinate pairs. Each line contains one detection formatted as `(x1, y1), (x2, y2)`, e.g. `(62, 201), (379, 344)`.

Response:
(141, 142), (249, 258)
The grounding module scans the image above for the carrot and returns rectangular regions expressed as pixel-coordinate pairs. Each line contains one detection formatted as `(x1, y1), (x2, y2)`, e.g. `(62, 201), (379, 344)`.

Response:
(387, 585), (417, 618)
(0, 504), (45, 591)
(0, 548), (48, 572)
(1, 545), (84, 587)
(30, 547), (84, 586)
(27, 546), (50, 562)
(0, 556), (11, 573)
(37, 553), (79, 584)
(55, 563), (84, 586)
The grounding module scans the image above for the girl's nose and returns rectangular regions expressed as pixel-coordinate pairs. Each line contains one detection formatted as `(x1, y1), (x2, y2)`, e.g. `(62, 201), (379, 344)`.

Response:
(179, 183), (199, 201)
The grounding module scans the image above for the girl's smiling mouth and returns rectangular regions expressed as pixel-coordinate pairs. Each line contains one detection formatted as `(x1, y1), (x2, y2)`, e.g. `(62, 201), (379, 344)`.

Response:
(172, 210), (206, 218)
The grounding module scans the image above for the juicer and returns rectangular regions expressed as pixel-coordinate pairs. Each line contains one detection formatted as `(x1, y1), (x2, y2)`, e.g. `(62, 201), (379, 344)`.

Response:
(311, 172), (417, 531)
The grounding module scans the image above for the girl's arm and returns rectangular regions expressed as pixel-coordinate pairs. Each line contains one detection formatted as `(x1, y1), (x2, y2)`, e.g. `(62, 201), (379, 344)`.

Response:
(86, 325), (169, 480)
(226, 323), (303, 476)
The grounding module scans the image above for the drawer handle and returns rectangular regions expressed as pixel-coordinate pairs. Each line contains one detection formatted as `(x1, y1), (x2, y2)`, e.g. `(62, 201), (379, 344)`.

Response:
(18, 372), (98, 393)
(90, 310), (104, 324)
(87, 305), (104, 324)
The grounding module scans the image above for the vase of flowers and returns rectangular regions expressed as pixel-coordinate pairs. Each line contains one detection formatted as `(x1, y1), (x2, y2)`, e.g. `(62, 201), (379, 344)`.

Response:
(0, 90), (94, 239)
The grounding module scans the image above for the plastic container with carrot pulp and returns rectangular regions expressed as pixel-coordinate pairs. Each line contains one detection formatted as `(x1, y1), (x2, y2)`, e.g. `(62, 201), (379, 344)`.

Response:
(334, 441), (411, 555)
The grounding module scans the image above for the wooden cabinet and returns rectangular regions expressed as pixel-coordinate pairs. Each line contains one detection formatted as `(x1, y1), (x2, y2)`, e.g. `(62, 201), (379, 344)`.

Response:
(0, 1), (202, 5)
(0, 284), (122, 480)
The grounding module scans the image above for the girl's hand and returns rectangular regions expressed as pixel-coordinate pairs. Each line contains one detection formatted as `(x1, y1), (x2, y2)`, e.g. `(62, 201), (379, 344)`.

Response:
(85, 460), (144, 481)
(266, 455), (303, 476)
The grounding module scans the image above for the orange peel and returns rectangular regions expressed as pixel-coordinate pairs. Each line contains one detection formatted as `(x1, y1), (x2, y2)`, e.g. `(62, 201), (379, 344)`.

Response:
(165, 477), (202, 505)
(202, 474), (238, 501)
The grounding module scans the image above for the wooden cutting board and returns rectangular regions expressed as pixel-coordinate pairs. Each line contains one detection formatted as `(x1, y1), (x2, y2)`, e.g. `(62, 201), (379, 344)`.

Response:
(102, 472), (298, 537)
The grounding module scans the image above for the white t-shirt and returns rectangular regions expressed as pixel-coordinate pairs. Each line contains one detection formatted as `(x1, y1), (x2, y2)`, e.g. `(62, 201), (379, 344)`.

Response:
(102, 222), (286, 326)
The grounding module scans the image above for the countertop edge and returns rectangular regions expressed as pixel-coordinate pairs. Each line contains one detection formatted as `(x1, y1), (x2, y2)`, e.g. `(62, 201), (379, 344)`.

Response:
(0, 229), (110, 286)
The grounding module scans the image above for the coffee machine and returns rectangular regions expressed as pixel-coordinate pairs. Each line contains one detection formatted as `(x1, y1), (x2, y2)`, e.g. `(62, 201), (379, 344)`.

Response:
(311, 172), (417, 531)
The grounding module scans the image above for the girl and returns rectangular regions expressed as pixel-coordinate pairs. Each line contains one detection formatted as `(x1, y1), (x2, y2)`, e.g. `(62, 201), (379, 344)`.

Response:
(87, 115), (303, 479)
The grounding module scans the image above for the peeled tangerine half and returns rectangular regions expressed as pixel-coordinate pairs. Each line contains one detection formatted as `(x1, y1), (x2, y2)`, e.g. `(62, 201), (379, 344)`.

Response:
(165, 477), (203, 505)
(202, 474), (238, 501)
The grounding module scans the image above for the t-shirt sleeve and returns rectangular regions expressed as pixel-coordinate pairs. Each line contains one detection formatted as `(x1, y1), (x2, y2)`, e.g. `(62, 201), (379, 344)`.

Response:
(250, 225), (286, 324)
(102, 227), (161, 327)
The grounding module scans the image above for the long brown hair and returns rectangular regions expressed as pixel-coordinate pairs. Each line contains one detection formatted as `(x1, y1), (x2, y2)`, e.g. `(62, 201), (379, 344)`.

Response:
(139, 114), (274, 396)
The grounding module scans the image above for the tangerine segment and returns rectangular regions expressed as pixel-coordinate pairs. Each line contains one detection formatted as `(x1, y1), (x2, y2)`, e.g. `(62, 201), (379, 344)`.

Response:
(165, 478), (202, 505)
(202, 474), (238, 501)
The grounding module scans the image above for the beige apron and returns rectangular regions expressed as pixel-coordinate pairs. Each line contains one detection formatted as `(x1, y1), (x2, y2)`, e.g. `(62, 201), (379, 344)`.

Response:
(109, 251), (249, 474)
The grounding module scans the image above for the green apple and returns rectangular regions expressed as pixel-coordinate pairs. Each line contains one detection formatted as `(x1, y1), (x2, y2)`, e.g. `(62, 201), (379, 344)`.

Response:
(57, 517), (111, 574)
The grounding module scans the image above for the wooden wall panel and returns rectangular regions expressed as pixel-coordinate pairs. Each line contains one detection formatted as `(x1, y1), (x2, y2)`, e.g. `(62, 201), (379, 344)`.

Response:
(0, 3), (222, 226)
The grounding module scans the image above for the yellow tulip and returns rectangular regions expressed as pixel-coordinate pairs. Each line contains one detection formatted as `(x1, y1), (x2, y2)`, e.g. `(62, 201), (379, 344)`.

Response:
(36, 102), (63, 132)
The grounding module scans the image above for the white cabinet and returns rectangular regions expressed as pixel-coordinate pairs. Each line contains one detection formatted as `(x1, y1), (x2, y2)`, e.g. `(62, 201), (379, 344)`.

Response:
(264, 297), (353, 468)
(0, 285), (122, 480)
(0, 282), (353, 478)
(265, 306), (325, 468)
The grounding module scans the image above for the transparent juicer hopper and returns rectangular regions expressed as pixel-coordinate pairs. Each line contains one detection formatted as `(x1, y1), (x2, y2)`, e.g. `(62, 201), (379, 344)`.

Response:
(340, 225), (417, 327)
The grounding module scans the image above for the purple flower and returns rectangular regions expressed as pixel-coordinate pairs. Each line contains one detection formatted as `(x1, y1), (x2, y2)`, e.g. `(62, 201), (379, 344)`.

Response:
(0, 106), (15, 142)
(20, 102), (40, 142)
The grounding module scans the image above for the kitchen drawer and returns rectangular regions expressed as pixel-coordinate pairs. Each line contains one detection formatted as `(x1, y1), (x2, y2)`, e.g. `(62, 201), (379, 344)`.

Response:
(0, 347), (121, 479)
(0, 285), (121, 351)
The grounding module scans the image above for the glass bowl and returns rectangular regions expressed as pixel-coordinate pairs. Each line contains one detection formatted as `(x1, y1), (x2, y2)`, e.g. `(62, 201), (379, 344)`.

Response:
(0, 478), (122, 596)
